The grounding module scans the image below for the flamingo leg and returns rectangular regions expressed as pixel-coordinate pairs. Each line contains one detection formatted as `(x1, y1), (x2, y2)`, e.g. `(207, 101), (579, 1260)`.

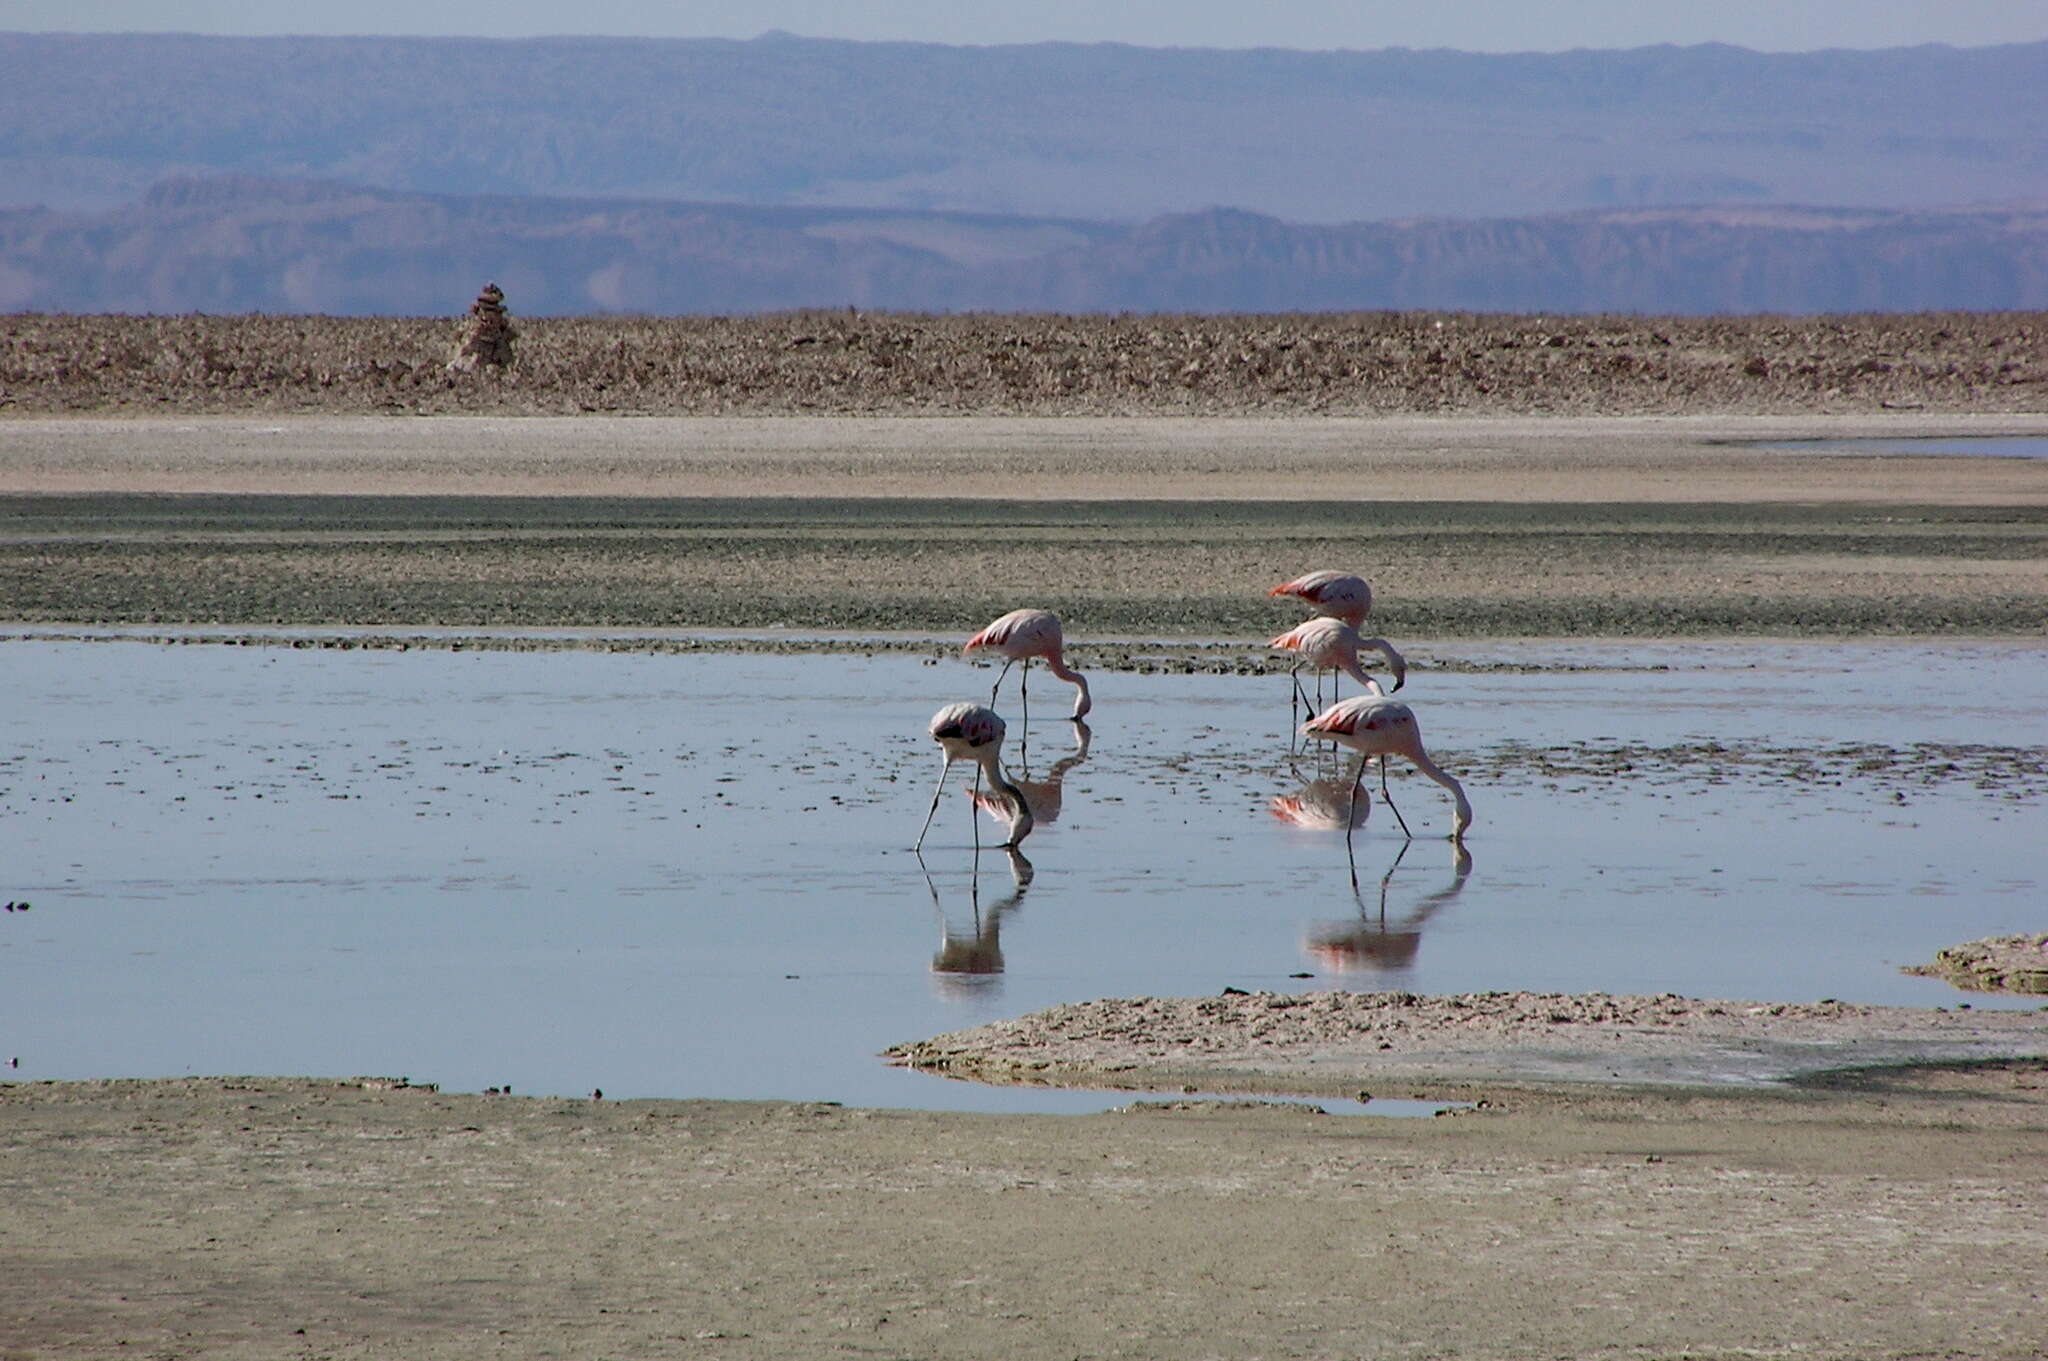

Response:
(914, 754), (955, 851)
(1342, 758), (1365, 891)
(1344, 753), (1366, 859)
(1289, 664), (1315, 749)
(970, 764), (984, 853)
(1380, 755), (1413, 838)
(1290, 665), (1316, 713)
(987, 658), (1014, 705)
(1378, 838), (1412, 908)
(1019, 658), (1031, 726)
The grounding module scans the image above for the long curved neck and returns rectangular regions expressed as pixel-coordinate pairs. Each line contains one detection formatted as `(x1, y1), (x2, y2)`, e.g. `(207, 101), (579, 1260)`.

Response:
(1338, 655), (1384, 696)
(1045, 656), (1091, 718)
(1358, 637), (1407, 691)
(980, 754), (1035, 844)
(1408, 749), (1472, 839)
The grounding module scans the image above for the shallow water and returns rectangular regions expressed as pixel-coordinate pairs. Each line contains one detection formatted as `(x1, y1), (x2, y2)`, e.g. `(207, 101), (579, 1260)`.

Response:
(3, 636), (2042, 1111)
(1749, 435), (2048, 458)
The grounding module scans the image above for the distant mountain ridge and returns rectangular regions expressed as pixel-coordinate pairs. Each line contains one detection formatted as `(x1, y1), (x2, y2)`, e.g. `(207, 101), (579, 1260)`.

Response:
(2, 31), (2043, 221)
(3, 176), (2043, 314)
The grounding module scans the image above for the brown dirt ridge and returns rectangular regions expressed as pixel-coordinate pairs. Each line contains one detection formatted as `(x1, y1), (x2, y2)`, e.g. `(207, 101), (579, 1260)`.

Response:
(886, 988), (2048, 1089)
(4, 309), (2043, 416)
(1907, 934), (2048, 994)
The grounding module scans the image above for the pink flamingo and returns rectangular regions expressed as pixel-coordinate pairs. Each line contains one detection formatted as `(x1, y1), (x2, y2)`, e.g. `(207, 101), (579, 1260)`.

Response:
(1269, 571), (1372, 629)
(963, 608), (1092, 720)
(1269, 617), (1406, 718)
(1302, 695), (1472, 845)
(914, 701), (1033, 851)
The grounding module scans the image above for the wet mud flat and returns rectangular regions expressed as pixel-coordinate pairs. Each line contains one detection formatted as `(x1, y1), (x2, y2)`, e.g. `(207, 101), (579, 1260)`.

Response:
(5, 411), (2046, 636)
(4, 1066), (2045, 1360)
(5, 492), (2047, 638)
(888, 989), (2048, 1089)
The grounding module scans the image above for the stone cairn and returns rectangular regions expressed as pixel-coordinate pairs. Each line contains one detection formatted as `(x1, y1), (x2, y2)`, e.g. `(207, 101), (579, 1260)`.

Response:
(449, 281), (516, 370)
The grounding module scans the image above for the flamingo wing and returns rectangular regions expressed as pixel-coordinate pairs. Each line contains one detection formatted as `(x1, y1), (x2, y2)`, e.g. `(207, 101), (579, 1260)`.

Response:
(966, 608), (1058, 655)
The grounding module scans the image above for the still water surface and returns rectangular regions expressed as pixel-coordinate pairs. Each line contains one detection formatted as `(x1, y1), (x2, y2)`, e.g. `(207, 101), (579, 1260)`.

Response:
(3, 636), (2042, 1110)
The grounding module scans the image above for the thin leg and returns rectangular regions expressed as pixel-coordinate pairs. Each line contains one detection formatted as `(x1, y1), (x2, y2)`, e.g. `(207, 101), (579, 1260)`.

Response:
(1372, 838), (1411, 907)
(914, 755), (954, 851)
(1343, 754), (1366, 859)
(1380, 755), (1413, 838)
(971, 765), (984, 853)
(988, 658), (1014, 705)
(1289, 664), (1313, 750)
(1343, 757), (1365, 890)
(1291, 664), (1316, 714)
(1019, 658), (1030, 726)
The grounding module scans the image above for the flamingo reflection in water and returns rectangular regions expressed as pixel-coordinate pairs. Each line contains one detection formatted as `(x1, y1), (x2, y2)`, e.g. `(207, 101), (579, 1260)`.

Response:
(918, 846), (1034, 995)
(972, 717), (1090, 829)
(1305, 840), (1473, 977)
(913, 701), (1033, 852)
(1269, 757), (1395, 889)
(1268, 769), (1371, 831)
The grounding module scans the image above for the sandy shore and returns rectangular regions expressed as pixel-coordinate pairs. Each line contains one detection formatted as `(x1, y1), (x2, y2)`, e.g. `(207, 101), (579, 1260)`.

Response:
(4, 1065), (2044, 1360)
(6, 410), (2048, 502)
(4, 408), (2047, 1358)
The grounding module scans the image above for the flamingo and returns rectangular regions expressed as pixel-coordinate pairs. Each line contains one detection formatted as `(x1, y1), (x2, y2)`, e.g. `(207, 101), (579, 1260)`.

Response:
(914, 701), (1034, 851)
(963, 608), (1092, 720)
(1269, 571), (1372, 629)
(1302, 695), (1472, 845)
(1269, 617), (1406, 720)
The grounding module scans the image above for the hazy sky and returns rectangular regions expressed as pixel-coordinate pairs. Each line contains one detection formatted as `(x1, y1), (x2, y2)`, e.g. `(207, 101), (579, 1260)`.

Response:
(10, 1), (2046, 52)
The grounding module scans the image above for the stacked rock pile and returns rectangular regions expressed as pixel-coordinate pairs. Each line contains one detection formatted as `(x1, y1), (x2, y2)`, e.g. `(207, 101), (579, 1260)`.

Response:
(449, 282), (516, 370)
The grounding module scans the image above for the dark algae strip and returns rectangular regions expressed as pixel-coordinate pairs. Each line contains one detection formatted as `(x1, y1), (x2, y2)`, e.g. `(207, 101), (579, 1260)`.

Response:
(3, 494), (2043, 637)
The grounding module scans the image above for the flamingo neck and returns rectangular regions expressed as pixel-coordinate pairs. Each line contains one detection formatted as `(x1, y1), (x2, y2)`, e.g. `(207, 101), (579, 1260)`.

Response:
(1046, 657), (1091, 718)
(1338, 655), (1383, 695)
(1359, 637), (1407, 691)
(981, 753), (1035, 845)
(1409, 749), (1472, 838)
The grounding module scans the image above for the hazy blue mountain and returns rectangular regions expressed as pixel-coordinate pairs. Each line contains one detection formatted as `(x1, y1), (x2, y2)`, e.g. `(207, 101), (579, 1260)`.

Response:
(3, 177), (2041, 314)
(1, 32), (2042, 221)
